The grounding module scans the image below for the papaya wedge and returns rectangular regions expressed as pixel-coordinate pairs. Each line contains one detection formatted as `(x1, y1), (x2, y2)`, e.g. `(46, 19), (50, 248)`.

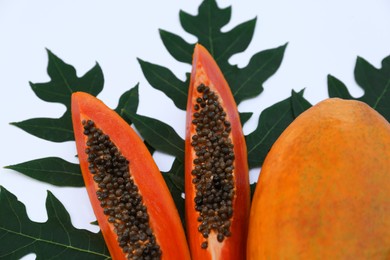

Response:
(185, 44), (250, 259)
(72, 92), (191, 260)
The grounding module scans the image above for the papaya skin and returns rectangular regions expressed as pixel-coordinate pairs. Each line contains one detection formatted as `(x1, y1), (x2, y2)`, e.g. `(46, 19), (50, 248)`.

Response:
(72, 92), (191, 260)
(185, 44), (250, 259)
(248, 98), (390, 259)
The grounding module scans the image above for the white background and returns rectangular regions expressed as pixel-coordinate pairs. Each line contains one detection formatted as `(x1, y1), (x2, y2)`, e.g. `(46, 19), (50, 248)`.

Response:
(1, 1), (389, 259)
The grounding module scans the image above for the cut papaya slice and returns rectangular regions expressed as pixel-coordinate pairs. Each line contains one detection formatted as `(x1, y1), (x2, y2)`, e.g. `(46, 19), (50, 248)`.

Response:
(72, 92), (191, 260)
(185, 44), (250, 259)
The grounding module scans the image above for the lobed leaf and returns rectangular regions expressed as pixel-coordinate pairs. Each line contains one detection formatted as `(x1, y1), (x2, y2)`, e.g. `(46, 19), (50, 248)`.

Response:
(239, 112), (253, 126)
(31, 50), (103, 107)
(291, 89), (312, 118)
(10, 115), (73, 143)
(212, 18), (257, 69)
(115, 84), (140, 125)
(227, 44), (287, 104)
(122, 111), (185, 162)
(159, 29), (194, 64)
(327, 75), (354, 99)
(180, 0), (231, 58)
(11, 50), (104, 142)
(4, 157), (83, 187)
(246, 90), (310, 168)
(354, 56), (390, 119)
(0, 186), (110, 259)
(328, 55), (390, 121)
(114, 84), (157, 155)
(180, 0), (257, 69)
(138, 59), (189, 110)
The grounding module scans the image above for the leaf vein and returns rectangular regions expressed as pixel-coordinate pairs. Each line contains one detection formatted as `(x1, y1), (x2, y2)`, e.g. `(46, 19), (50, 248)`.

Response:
(0, 226), (109, 257)
(52, 58), (73, 94)
(234, 51), (279, 97)
(373, 78), (390, 109)
(148, 67), (187, 97)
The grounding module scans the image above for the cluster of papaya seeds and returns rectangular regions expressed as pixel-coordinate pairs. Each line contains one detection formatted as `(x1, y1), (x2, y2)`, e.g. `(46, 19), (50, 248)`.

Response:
(72, 92), (191, 260)
(248, 98), (390, 259)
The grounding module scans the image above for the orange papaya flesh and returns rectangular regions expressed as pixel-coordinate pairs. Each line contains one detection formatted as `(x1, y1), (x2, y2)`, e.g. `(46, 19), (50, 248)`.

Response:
(248, 98), (390, 259)
(72, 92), (191, 260)
(185, 44), (250, 259)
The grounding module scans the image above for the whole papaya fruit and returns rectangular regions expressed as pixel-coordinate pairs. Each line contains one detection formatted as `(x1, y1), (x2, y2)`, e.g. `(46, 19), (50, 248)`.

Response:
(248, 98), (390, 259)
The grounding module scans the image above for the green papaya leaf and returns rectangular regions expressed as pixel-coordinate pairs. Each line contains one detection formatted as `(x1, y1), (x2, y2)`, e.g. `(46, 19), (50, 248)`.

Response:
(138, 59), (189, 110)
(181, 3), (256, 67)
(11, 116), (74, 143)
(239, 112), (253, 126)
(328, 55), (390, 121)
(213, 18), (257, 68)
(143, 140), (156, 157)
(291, 89), (312, 118)
(112, 84), (158, 155)
(227, 44), (287, 103)
(10, 49), (104, 142)
(246, 97), (293, 168)
(246, 91), (310, 168)
(159, 29), (194, 64)
(115, 84), (140, 125)
(122, 111), (185, 162)
(354, 56), (390, 118)
(180, 0), (231, 56)
(0, 186), (110, 259)
(327, 75), (354, 99)
(31, 50), (103, 104)
(4, 157), (83, 187)
(141, 0), (286, 110)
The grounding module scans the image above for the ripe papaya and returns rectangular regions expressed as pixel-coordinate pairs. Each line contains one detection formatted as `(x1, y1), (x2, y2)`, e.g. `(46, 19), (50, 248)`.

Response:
(185, 44), (250, 259)
(72, 92), (191, 260)
(248, 98), (390, 259)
